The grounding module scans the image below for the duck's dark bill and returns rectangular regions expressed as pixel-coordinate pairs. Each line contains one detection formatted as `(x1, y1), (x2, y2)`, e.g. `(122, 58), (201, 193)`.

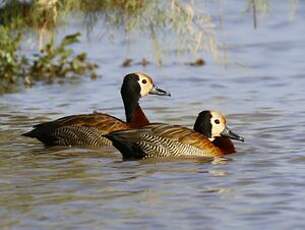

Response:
(221, 126), (245, 142)
(149, 86), (171, 96)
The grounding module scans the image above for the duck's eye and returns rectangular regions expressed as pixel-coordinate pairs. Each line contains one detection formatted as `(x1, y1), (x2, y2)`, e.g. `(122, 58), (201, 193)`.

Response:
(142, 79), (147, 84)
(215, 119), (220, 124)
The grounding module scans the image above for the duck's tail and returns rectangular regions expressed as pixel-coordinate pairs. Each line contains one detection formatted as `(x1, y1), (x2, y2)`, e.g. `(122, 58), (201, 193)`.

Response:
(22, 129), (36, 138)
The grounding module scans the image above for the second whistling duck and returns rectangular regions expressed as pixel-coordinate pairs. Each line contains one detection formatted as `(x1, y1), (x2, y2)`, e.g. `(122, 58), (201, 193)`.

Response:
(104, 110), (244, 160)
(22, 72), (170, 147)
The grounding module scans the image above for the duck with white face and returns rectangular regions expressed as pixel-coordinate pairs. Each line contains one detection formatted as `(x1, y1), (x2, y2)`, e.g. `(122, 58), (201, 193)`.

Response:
(121, 72), (170, 127)
(135, 72), (170, 97)
(193, 111), (244, 155)
(23, 72), (171, 147)
(105, 110), (244, 160)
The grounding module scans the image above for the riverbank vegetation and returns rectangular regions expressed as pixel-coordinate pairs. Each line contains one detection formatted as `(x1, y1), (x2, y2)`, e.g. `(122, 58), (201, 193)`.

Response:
(0, 0), (219, 93)
(0, 0), (218, 54)
(0, 0), (299, 93)
(0, 30), (97, 93)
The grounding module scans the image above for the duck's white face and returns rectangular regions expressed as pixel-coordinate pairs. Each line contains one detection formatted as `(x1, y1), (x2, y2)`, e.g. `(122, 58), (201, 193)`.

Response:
(136, 72), (154, 97)
(210, 111), (227, 141)
(209, 111), (244, 142)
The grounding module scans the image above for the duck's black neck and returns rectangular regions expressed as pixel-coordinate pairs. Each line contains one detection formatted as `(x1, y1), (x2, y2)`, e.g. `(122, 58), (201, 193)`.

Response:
(121, 74), (149, 126)
(193, 111), (212, 138)
(122, 96), (141, 123)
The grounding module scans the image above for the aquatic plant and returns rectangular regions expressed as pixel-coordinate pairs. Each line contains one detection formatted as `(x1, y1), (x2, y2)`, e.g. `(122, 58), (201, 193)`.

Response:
(0, 31), (98, 94)
(0, 26), (26, 93)
(27, 32), (98, 83)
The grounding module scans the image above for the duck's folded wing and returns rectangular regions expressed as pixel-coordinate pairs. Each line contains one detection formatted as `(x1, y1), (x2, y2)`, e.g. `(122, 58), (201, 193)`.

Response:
(35, 113), (127, 130)
(23, 113), (129, 146)
(105, 124), (222, 159)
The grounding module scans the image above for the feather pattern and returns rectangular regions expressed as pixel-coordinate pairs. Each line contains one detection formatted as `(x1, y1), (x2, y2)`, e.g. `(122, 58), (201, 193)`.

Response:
(105, 123), (223, 160)
(23, 113), (129, 147)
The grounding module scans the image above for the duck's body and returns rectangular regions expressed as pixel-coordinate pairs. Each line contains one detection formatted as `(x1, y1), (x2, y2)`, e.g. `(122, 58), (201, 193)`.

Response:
(23, 72), (170, 147)
(105, 111), (244, 160)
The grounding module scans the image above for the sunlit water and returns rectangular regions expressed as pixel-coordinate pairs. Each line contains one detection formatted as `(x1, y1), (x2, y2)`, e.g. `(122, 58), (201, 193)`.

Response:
(1, 2), (305, 229)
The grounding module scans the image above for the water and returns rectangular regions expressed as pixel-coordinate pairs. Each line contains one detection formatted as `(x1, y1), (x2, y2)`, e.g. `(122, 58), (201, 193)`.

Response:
(1, 1), (305, 229)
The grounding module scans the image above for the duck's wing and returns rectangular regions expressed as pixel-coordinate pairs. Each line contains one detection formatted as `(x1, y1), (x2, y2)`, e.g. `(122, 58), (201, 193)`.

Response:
(23, 113), (129, 147)
(105, 123), (222, 160)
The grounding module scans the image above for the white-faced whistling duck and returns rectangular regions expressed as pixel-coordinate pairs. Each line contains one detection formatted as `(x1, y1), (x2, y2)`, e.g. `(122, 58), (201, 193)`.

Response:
(104, 110), (244, 160)
(22, 72), (171, 147)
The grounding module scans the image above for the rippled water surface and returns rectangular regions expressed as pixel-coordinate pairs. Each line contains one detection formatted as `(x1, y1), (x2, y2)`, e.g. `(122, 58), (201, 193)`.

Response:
(1, 2), (305, 229)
